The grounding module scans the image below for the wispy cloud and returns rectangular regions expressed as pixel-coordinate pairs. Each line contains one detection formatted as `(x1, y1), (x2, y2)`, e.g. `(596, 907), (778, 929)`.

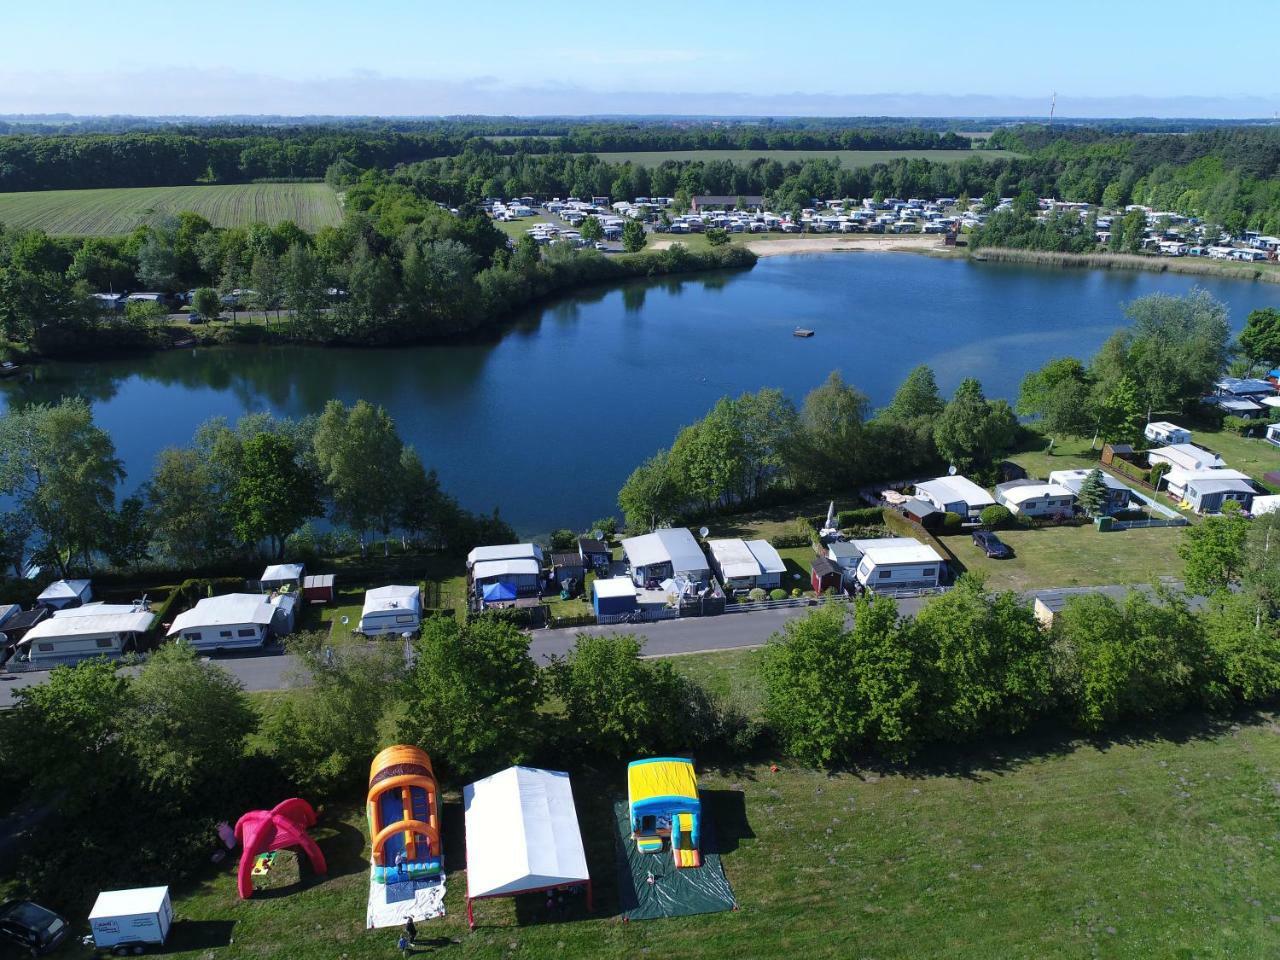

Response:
(1, 68), (1276, 118)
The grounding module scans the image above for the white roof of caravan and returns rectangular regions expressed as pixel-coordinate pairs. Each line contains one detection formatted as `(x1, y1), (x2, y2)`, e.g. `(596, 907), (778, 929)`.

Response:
(915, 476), (995, 507)
(361, 585), (420, 615)
(1150, 444), (1223, 471)
(89, 886), (169, 920)
(707, 538), (761, 579)
(24, 611), (154, 641)
(473, 558), (541, 580)
(53, 602), (143, 619)
(853, 537), (943, 566)
(168, 594), (275, 636)
(1145, 421), (1187, 434)
(463, 766), (589, 900)
(467, 543), (543, 568)
(621, 528), (707, 571)
(261, 563), (304, 582)
(745, 539), (786, 574)
(37, 579), (91, 601)
(1000, 483), (1074, 505)
(593, 577), (637, 600)
(1048, 468), (1129, 492)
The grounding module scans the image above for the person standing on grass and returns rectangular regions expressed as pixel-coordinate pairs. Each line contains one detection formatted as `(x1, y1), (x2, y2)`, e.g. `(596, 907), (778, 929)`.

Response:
(404, 917), (417, 943)
(397, 932), (411, 957)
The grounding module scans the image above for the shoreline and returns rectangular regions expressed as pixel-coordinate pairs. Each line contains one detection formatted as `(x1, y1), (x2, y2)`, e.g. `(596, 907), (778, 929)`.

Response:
(972, 246), (1280, 283)
(650, 234), (953, 258)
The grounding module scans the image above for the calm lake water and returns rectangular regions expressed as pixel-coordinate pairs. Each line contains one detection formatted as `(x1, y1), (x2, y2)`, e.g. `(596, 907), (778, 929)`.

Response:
(6, 254), (1280, 536)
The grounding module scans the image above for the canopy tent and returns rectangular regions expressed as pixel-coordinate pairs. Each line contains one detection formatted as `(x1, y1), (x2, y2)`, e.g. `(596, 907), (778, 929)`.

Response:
(481, 581), (518, 602)
(463, 766), (592, 929)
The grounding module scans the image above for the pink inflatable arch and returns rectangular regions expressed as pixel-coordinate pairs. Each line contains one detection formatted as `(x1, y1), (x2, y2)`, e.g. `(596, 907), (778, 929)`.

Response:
(234, 798), (328, 899)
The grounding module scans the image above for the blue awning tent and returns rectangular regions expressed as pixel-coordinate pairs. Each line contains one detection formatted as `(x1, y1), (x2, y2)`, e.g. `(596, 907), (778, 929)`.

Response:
(482, 581), (517, 602)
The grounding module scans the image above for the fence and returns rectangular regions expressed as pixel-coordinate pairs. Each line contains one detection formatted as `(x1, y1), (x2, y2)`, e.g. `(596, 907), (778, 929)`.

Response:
(1107, 517), (1188, 531)
(596, 607), (681, 626)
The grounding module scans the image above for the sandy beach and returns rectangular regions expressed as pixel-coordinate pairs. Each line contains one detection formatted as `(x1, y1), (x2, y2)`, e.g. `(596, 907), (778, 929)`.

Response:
(649, 234), (951, 257)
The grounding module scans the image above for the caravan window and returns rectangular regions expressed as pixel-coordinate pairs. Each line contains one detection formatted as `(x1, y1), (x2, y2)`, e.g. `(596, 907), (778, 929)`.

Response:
(237, 628), (257, 638)
(184, 631), (202, 642)
(396, 614), (416, 624)
(37, 643), (53, 652)
(879, 570), (891, 579)
(95, 638), (113, 648)
(219, 630), (233, 638)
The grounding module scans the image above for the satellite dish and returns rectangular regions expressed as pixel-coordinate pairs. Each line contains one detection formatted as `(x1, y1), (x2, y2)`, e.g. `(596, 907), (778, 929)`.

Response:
(947, 464), (958, 476)
(698, 526), (709, 538)
(792, 573), (801, 580)
(340, 616), (349, 626)
(591, 529), (603, 541)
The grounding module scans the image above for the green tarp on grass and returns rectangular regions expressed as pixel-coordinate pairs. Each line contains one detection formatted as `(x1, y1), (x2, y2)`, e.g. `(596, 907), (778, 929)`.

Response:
(611, 800), (736, 921)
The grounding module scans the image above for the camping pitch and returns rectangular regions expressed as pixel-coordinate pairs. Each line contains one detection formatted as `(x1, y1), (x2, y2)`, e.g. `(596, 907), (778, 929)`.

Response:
(463, 766), (592, 929)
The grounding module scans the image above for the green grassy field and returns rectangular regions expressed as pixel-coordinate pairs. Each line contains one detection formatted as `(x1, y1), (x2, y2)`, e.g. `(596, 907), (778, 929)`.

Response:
(90, 690), (1280, 960)
(590, 148), (1016, 169)
(0, 183), (343, 235)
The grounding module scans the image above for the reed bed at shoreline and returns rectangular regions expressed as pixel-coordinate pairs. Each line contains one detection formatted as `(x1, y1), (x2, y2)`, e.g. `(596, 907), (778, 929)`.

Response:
(973, 246), (1280, 283)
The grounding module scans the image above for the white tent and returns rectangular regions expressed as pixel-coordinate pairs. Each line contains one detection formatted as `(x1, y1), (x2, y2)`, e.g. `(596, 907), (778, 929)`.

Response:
(463, 766), (592, 928)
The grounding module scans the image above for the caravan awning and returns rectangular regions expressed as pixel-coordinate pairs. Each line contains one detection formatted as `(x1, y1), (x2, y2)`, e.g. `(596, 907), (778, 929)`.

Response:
(463, 766), (591, 916)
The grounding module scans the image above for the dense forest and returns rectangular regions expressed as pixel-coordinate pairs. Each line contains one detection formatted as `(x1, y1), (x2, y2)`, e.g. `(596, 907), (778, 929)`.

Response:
(0, 122), (973, 192)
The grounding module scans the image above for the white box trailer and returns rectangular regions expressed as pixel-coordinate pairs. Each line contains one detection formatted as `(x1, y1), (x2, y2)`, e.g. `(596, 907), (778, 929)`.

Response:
(88, 886), (172, 953)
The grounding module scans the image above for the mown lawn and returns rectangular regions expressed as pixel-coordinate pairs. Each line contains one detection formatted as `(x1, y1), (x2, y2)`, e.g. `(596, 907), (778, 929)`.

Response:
(943, 522), (1186, 593)
(71, 708), (1280, 960)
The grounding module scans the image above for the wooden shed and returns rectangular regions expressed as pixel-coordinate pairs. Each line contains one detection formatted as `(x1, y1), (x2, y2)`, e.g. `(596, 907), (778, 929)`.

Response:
(811, 555), (842, 595)
(302, 574), (336, 604)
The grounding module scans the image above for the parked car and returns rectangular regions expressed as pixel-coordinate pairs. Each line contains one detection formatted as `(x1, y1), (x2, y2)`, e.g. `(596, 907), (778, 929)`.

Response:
(972, 530), (1013, 559)
(0, 900), (70, 956)
(187, 312), (204, 324)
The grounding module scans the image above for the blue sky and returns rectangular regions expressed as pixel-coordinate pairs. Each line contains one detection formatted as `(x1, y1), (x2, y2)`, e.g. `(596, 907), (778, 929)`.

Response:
(5, 0), (1277, 117)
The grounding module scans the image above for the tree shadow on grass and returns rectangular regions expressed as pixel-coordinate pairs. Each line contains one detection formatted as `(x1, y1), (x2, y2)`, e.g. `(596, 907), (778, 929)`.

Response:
(869, 706), (1265, 785)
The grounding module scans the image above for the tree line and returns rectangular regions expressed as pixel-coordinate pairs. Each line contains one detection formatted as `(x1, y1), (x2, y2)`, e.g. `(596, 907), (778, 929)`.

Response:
(0, 172), (755, 354)
(618, 366), (1019, 531)
(763, 508), (1280, 765)
(0, 397), (513, 582)
(0, 121), (974, 192)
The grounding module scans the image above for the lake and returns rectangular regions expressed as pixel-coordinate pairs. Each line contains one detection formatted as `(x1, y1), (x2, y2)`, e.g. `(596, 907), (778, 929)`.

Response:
(5, 253), (1280, 536)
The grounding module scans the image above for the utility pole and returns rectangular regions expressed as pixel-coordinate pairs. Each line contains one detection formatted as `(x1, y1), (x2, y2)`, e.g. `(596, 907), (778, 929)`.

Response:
(1049, 91), (1057, 124)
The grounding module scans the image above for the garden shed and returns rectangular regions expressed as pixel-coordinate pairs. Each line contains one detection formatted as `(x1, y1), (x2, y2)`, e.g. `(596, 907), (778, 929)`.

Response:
(593, 577), (638, 618)
(302, 574), (336, 603)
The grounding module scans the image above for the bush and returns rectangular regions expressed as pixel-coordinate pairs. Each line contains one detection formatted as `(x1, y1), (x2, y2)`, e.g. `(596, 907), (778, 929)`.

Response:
(791, 588), (802, 598)
(771, 517), (816, 550)
(837, 507), (885, 527)
(1222, 415), (1258, 436)
(979, 504), (1012, 529)
(769, 588), (788, 601)
(749, 587), (768, 602)
(548, 633), (689, 757)
(1148, 461), (1171, 488)
(400, 615), (541, 780)
(549, 528), (577, 550)
(941, 511), (964, 532)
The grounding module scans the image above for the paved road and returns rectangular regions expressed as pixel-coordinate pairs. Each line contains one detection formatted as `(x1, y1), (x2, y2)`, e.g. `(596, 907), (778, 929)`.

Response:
(0, 583), (1187, 707)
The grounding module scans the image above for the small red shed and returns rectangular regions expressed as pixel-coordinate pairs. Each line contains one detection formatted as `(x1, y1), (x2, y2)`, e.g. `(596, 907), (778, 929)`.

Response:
(302, 574), (336, 603)
(811, 556), (842, 595)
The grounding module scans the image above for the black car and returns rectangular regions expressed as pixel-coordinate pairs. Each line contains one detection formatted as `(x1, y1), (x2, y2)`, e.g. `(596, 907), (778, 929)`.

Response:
(0, 900), (70, 956)
(972, 530), (1013, 559)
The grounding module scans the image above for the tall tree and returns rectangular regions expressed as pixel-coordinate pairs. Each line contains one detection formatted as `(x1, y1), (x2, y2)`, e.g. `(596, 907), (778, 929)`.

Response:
(621, 219), (647, 253)
(1238, 307), (1280, 366)
(1179, 507), (1250, 595)
(885, 364), (944, 421)
(145, 446), (231, 567)
(313, 399), (405, 552)
(231, 432), (321, 558)
(933, 378), (1018, 473)
(0, 398), (122, 572)
(1016, 357), (1095, 441)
